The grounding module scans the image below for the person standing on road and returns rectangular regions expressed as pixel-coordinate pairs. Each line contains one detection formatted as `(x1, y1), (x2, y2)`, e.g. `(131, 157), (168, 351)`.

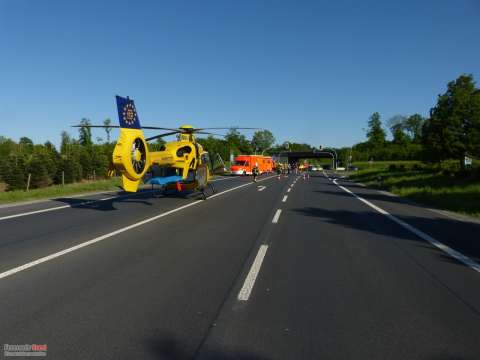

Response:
(252, 162), (259, 182)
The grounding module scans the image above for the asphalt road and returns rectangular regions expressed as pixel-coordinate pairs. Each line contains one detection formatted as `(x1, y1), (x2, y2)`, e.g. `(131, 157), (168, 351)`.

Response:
(1, 173), (480, 359)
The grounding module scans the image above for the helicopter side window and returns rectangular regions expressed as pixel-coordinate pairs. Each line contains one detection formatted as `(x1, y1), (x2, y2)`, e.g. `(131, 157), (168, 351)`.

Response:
(176, 146), (192, 157)
(201, 153), (210, 165)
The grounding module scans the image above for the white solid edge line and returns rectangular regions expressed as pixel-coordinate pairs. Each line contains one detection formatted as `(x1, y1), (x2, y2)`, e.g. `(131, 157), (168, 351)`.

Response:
(100, 196), (116, 201)
(0, 175), (277, 281)
(210, 176), (236, 182)
(238, 244), (269, 301)
(282, 195), (288, 202)
(272, 209), (282, 223)
(0, 204), (72, 221)
(332, 179), (480, 273)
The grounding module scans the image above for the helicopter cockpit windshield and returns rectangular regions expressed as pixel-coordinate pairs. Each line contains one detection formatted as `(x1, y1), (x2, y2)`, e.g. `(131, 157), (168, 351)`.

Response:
(177, 133), (190, 142)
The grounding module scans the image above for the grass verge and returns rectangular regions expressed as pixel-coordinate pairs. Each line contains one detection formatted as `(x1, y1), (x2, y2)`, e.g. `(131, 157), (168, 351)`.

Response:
(347, 161), (480, 218)
(0, 177), (122, 204)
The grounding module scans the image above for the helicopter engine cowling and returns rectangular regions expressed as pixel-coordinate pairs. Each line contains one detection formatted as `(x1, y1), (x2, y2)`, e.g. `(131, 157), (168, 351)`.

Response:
(112, 128), (150, 192)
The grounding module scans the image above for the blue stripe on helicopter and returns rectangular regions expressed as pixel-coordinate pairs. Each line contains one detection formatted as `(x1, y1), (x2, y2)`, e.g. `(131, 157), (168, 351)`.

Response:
(147, 176), (183, 186)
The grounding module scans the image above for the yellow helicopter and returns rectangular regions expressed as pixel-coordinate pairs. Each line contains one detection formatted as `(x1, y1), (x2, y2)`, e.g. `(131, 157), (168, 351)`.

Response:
(75, 96), (256, 198)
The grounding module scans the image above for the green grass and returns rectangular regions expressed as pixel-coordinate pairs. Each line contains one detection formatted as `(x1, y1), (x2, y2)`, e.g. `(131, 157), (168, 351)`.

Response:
(347, 161), (480, 218)
(0, 177), (122, 204)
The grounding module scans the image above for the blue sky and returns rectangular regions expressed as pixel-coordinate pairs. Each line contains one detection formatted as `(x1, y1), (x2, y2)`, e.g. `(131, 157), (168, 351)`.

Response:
(1, 0), (479, 148)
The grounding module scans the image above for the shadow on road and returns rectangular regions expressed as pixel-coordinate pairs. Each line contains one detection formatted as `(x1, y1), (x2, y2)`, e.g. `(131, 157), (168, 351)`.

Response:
(144, 331), (474, 360)
(51, 188), (209, 212)
(145, 333), (271, 360)
(292, 204), (480, 268)
(53, 191), (158, 211)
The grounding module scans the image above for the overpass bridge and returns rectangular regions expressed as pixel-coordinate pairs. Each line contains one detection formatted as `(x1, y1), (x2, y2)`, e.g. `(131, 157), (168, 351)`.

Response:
(272, 149), (338, 169)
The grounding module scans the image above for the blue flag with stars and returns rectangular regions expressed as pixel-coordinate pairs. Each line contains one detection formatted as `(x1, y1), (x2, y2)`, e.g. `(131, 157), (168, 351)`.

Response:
(116, 95), (141, 129)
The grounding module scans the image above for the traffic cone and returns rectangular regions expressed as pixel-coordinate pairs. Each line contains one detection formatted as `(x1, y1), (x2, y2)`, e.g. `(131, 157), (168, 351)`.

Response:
(176, 182), (182, 192)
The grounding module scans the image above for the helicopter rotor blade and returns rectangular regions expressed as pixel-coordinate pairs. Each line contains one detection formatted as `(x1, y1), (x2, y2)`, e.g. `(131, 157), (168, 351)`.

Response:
(145, 131), (181, 142)
(194, 131), (227, 137)
(72, 125), (261, 132)
(71, 125), (122, 128)
(193, 127), (261, 131)
(71, 125), (181, 131)
(142, 126), (182, 131)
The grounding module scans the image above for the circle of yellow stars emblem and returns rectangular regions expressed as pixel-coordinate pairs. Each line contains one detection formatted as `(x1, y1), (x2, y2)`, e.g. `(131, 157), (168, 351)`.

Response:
(122, 103), (137, 125)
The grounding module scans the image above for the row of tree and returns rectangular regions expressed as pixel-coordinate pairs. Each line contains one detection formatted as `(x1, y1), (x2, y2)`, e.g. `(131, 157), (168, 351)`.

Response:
(344, 74), (480, 167)
(0, 124), (287, 191)
(0, 132), (113, 191)
(1, 73), (478, 191)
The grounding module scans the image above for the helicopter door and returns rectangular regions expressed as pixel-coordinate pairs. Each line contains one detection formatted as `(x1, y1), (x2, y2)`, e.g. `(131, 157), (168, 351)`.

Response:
(196, 164), (208, 187)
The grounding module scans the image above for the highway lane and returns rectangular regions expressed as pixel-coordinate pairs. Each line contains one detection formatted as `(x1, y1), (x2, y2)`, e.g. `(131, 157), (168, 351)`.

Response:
(0, 173), (291, 359)
(0, 175), (261, 274)
(329, 172), (480, 264)
(0, 176), (237, 220)
(197, 172), (480, 359)
(1, 172), (480, 359)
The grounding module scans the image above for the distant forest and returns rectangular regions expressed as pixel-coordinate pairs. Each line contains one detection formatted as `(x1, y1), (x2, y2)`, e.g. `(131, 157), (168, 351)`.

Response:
(1, 74), (479, 191)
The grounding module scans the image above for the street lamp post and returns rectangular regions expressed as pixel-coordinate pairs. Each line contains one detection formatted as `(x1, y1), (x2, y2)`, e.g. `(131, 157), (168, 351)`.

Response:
(261, 147), (272, 155)
(322, 148), (337, 170)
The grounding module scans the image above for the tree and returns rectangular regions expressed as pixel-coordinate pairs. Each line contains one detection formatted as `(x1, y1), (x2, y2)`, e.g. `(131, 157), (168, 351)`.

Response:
(60, 131), (73, 156)
(423, 74), (480, 166)
(225, 128), (253, 155)
(103, 118), (113, 143)
(26, 153), (51, 188)
(366, 112), (386, 148)
(197, 136), (228, 161)
(0, 154), (26, 190)
(391, 123), (408, 145)
(78, 118), (92, 146)
(288, 142), (313, 152)
(44, 141), (61, 182)
(0, 136), (16, 159)
(58, 157), (82, 183)
(387, 115), (407, 132)
(405, 114), (425, 143)
(251, 130), (275, 153)
(19, 137), (34, 153)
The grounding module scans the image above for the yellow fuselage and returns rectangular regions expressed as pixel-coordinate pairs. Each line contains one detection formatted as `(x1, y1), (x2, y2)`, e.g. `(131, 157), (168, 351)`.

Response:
(112, 128), (210, 192)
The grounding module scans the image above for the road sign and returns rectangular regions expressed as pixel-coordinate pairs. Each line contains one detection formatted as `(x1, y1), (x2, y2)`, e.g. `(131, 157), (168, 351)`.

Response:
(464, 156), (472, 167)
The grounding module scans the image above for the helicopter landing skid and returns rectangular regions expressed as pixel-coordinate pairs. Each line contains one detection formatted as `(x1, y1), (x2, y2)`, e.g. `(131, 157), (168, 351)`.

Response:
(200, 182), (216, 200)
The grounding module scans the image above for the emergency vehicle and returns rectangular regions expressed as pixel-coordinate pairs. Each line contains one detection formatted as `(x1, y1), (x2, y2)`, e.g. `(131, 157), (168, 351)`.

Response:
(230, 155), (275, 175)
